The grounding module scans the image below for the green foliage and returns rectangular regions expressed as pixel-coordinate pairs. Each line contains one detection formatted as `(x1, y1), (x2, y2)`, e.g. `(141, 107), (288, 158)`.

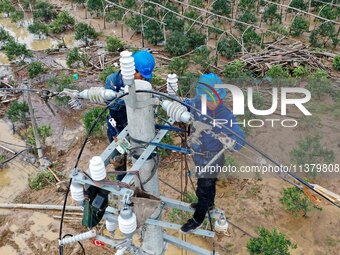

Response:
(189, 0), (204, 7)
(126, 15), (142, 32)
(82, 107), (107, 137)
(239, 0), (255, 11)
(3, 40), (32, 61)
(123, 0), (136, 9)
(292, 65), (308, 77)
(211, 0), (231, 16)
(49, 11), (75, 33)
(217, 37), (241, 59)
(106, 36), (124, 52)
(6, 100), (29, 124)
(87, 0), (104, 16)
(290, 16), (309, 36)
(28, 22), (49, 37)
(48, 74), (75, 106)
(0, 27), (13, 48)
(242, 28), (261, 51)
(224, 155), (239, 167)
(288, 0), (307, 12)
(247, 227), (297, 254)
(33, 1), (57, 22)
(168, 58), (189, 76)
(280, 187), (314, 216)
(319, 5), (337, 20)
(27, 61), (46, 78)
(75, 22), (98, 46)
(158, 132), (174, 157)
(29, 170), (55, 190)
(192, 46), (215, 72)
(10, 10), (24, 23)
(262, 4), (281, 25)
(187, 31), (206, 49)
(267, 23), (289, 40)
(0, 0), (15, 15)
(66, 47), (89, 68)
(223, 60), (248, 78)
(236, 12), (257, 32)
(144, 20), (164, 45)
(164, 13), (184, 32)
(106, 8), (124, 23)
(151, 73), (165, 87)
(99, 66), (119, 82)
(290, 134), (335, 177)
(307, 69), (332, 98)
(165, 31), (190, 56)
(333, 55), (340, 71)
(178, 72), (199, 97)
(27, 125), (52, 146)
(309, 23), (338, 48)
(266, 65), (290, 78)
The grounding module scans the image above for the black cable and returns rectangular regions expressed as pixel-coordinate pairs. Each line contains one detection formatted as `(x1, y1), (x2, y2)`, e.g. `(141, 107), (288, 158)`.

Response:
(62, 234), (86, 255)
(207, 210), (216, 255)
(0, 148), (30, 166)
(59, 93), (128, 255)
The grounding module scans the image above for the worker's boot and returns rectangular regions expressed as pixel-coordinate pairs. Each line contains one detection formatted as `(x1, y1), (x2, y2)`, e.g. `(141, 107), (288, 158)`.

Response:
(190, 203), (214, 210)
(180, 218), (202, 233)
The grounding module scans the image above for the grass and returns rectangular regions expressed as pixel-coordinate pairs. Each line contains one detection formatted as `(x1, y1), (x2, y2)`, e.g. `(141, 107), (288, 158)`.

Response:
(29, 170), (57, 190)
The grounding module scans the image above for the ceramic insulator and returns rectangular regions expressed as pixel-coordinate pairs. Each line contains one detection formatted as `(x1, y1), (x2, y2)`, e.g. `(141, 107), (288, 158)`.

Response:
(118, 209), (137, 235)
(161, 100), (191, 123)
(105, 219), (117, 232)
(89, 156), (106, 181)
(166, 73), (178, 96)
(59, 230), (96, 245)
(70, 182), (84, 202)
(119, 51), (135, 84)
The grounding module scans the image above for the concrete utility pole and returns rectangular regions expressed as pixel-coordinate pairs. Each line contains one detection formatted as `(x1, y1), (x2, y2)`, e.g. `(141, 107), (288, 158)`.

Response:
(121, 51), (163, 254)
(25, 82), (44, 167)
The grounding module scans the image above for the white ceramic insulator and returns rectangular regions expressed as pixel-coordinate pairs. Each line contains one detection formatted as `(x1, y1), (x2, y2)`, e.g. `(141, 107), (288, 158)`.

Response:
(161, 100), (191, 123)
(120, 51), (135, 84)
(105, 219), (117, 232)
(118, 212), (137, 235)
(214, 216), (229, 233)
(115, 247), (127, 255)
(167, 73), (178, 96)
(70, 182), (84, 202)
(89, 156), (106, 181)
(78, 87), (117, 103)
(59, 230), (96, 245)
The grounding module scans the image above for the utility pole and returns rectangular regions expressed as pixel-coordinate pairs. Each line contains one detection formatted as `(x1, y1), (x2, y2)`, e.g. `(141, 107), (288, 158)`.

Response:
(25, 81), (45, 167)
(121, 51), (163, 254)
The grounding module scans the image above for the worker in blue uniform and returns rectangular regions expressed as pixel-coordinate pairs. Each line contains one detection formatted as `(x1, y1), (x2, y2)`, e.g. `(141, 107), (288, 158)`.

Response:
(105, 50), (155, 180)
(181, 73), (246, 233)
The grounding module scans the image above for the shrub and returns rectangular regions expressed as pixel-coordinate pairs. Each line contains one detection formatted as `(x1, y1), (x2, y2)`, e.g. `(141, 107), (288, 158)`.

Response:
(74, 22), (98, 46)
(49, 11), (75, 33)
(290, 16), (309, 36)
(217, 37), (241, 59)
(106, 36), (124, 52)
(27, 125), (52, 146)
(99, 66), (119, 82)
(66, 48), (81, 68)
(33, 1), (57, 22)
(168, 58), (189, 76)
(266, 65), (290, 78)
(290, 134), (335, 177)
(333, 55), (340, 71)
(29, 170), (55, 190)
(292, 65), (308, 77)
(82, 107), (107, 137)
(165, 31), (190, 56)
(3, 40), (32, 61)
(307, 69), (332, 98)
(280, 187), (314, 217)
(28, 22), (49, 37)
(223, 60), (248, 78)
(247, 227), (297, 254)
(27, 61), (46, 78)
(48, 74), (75, 106)
(6, 100), (29, 126)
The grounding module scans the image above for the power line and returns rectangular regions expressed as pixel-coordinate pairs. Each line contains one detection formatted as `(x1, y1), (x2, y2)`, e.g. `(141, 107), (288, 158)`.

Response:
(143, 0), (244, 50)
(103, 0), (165, 25)
(262, 0), (340, 25)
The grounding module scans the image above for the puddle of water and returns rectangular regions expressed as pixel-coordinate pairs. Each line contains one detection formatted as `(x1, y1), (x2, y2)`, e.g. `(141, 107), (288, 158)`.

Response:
(29, 212), (57, 241)
(0, 120), (36, 203)
(0, 52), (9, 64)
(0, 18), (56, 51)
(0, 245), (17, 255)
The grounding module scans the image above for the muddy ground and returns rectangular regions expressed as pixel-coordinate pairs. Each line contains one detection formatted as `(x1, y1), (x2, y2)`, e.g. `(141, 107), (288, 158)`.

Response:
(1, 1), (340, 255)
